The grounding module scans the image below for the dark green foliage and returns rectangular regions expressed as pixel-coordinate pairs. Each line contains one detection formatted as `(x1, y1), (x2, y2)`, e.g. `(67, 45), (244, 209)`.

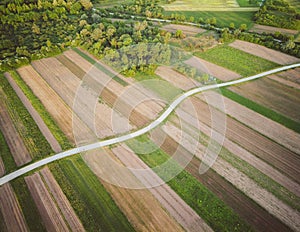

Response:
(254, 0), (300, 29)
(221, 88), (300, 133)
(0, 129), (17, 173)
(50, 157), (135, 232)
(0, 0), (93, 71)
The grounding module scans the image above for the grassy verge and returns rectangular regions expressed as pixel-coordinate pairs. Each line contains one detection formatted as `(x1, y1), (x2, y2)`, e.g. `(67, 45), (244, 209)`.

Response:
(0, 130), (17, 173)
(0, 73), (52, 160)
(126, 136), (252, 232)
(221, 88), (300, 133)
(11, 178), (46, 232)
(163, 11), (255, 28)
(195, 45), (278, 76)
(50, 156), (134, 232)
(9, 70), (72, 150)
(72, 48), (128, 86)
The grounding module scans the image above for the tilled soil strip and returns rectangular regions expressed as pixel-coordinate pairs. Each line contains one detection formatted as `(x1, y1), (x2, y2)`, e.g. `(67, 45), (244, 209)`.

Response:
(159, 122), (300, 231)
(0, 91), (31, 166)
(39, 167), (85, 231)
(111, 144), (213, 232)
(151, 127), (292, 232)
(268, 74), (300, 90)
(0, 183), (29, 232)
(0, 158), (4, 177)
(84, 149), (184, 232)
(4, 72), (62, 153)
(198, 91), (300, 155)
(188, 95), (300, 185)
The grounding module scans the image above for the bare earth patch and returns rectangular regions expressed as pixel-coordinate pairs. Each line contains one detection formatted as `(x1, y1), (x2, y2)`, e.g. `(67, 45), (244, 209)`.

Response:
(250, 24), (299, 35)
(268, 74), (300, 90)
(185, 56), (241, 81)
(229, 40), (300, 65)
(161, 24), (206, 36)
(0, 158), (4, 177)
(111, 144), (212, 232)
(0, 90), (31, 166)
(229, 77), (300, 122)
(0, 184), (28, 232)
(155, 66), (199, 90)
(84, 149), (185, 232)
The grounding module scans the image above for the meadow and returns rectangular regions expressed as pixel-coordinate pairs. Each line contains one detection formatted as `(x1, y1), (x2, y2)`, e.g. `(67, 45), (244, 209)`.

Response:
(195, 45), (278, 76)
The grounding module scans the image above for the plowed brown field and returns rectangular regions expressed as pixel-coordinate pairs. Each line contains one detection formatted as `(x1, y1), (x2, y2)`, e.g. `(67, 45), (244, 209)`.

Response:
(0, 184), (28, 232)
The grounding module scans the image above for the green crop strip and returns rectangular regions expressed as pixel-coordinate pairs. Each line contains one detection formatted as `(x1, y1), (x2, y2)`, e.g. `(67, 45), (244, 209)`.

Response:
(0, 73), (52, 160)
(50, 156), (135, 232)
(9, 71), (72, 150)
(221, 88), (300, 133)
(126, 137), (252, 232)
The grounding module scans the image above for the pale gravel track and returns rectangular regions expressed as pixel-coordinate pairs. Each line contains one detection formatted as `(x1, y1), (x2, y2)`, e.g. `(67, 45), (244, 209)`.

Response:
(0, 63), (299, 186)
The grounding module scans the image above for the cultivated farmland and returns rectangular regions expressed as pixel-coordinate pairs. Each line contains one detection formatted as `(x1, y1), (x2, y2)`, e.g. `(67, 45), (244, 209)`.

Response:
(161, 24), (206, 36)
(0, 184), (28, 232)
(229, 40), (300, 65)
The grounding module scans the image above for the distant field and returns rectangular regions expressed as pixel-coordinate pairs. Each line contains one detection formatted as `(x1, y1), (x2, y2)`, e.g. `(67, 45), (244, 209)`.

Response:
(195, 45), (278, 76)
(163, 11), (255, 28)
(161, 0), (250, 11)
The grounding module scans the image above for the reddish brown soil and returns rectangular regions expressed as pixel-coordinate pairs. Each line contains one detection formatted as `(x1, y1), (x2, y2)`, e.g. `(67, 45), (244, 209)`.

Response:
(250, 24), (299, 35)
(161, 24), (206, 36)
(0, 184), (29, 232)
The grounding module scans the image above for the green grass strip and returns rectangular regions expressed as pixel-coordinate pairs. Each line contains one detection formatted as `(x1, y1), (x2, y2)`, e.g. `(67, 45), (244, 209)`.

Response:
(0, 130), (17, 173)
(9, 70), (72, 150)
(72, 48), (128, 86)
(50, 156), (134, 232)
(126, 137), (252, 232)
(195, 45), (279, 77)
(221, 88), (300, 133)
(0, 73), (52, 160)
(11, 178), (46, 232)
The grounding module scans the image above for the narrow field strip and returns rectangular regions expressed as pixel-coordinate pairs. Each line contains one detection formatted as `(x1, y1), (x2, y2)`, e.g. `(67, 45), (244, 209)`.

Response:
(0, 183), (29, 232)
(4, 73), (62, 153)
(111, 144), (212, 232)
(195, 45), (279, 76)
(0, 92), (31, 166)
(268, 74), (300, 90)
(185, 56), (241, 81)
(25, 172), (71, 231)
(84, 149), (184, 232)
(228, 77), (300, 123)
(50, 157), (135, 231)
(229, 40), (300, 65)
(221, 88), (300, 133)
(0, 158), (4, 177)
(0, 73), (52, 160)
(154, 126), (292, 231)
(126, 136), (253, 231)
